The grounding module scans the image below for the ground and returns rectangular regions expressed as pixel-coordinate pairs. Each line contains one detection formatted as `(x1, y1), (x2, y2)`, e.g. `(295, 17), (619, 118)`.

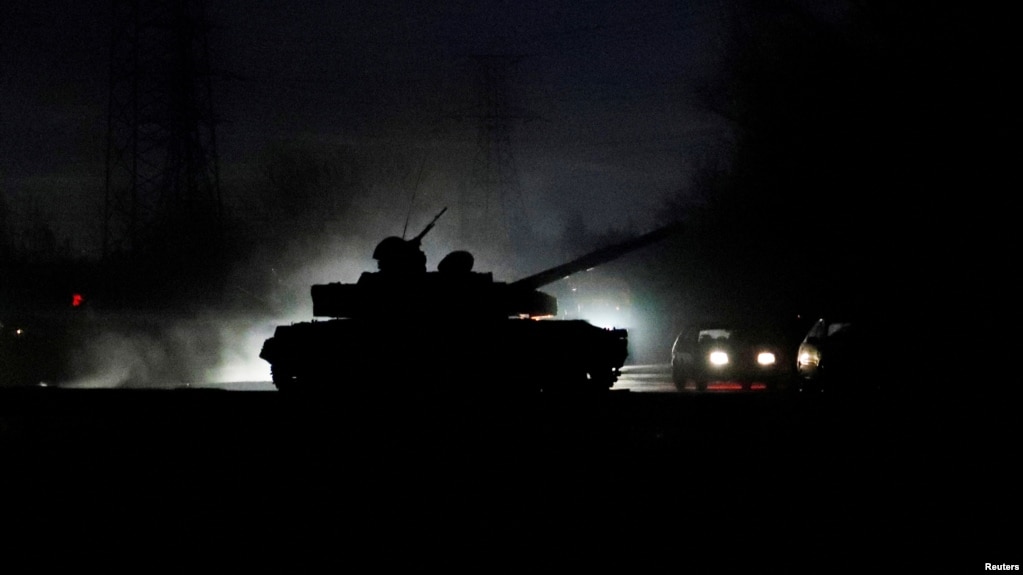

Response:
(0, 383), (1016, 570)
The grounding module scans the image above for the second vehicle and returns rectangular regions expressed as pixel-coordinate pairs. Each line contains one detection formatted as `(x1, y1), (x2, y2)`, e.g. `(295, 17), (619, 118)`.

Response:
(671, 323), (796, 392)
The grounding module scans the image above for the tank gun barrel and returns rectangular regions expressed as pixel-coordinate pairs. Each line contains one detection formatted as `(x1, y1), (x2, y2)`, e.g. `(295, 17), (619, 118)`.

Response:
(510, 222), (682, 291)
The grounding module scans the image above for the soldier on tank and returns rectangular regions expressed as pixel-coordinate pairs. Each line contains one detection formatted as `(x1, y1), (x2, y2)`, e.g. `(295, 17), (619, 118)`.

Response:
(437, 250), (474, 274)
(372, 236), (427, 275)
(371, 207), (447, 276)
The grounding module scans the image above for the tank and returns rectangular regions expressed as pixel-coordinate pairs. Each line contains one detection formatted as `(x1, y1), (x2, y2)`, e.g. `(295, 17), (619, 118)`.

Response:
(259, 209), (678, 394)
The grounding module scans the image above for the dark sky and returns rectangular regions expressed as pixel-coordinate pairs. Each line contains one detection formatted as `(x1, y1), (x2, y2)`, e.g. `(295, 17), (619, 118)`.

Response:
(3, 1), (1015, 295)
(1, 0), (737, 260)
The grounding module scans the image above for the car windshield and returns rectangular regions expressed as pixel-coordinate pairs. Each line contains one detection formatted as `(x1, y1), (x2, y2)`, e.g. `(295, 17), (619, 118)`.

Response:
(697, 329), (732, 342)
(827, 322), (853, 336)
(697, 327), (782, 344)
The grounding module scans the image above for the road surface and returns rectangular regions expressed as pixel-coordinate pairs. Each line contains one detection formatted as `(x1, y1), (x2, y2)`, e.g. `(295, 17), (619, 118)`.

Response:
(48, 362), (681, 392)
(0, 372), (1016, 570)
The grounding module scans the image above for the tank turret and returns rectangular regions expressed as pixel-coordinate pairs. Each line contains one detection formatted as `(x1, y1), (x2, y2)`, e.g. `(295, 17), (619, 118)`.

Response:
(259, 214), (680, 394)
(311, 218), (679, 321)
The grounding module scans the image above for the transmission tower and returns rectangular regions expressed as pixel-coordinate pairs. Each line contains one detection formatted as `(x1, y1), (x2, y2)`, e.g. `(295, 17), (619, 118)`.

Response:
(103, 0), (222, 265)
(457, 55), (535, 250)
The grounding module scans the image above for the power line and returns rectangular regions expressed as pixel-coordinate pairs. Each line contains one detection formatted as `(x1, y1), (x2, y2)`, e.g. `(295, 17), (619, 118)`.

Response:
(104, 0), (223, 265)
(450, 55), (536, 250)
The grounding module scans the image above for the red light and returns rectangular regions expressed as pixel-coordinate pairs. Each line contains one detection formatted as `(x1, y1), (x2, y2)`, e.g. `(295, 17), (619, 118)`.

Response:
(750, 383), (767, 391)
(72, 293), (84, 307)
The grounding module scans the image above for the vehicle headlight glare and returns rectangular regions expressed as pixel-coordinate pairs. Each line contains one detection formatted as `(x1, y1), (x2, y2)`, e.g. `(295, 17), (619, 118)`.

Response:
(798, 349), (820, 367)
(709, 351), (729, 366)
(757, 352), (776, 366)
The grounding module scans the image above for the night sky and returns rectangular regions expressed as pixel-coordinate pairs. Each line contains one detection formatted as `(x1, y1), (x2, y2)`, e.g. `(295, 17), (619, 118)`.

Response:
(1, 0), (736, 262)
(4, 2), (1011, 253)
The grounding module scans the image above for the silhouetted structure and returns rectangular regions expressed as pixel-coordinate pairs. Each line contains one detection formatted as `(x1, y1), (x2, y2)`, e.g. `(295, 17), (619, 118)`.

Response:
(104, 0), (222, 264)
(259, 216), (680, 394)
(453, 55), (535, 252)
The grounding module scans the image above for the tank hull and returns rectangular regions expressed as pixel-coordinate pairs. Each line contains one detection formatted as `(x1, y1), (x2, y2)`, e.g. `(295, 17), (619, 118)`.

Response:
(260, 318), (627, 394)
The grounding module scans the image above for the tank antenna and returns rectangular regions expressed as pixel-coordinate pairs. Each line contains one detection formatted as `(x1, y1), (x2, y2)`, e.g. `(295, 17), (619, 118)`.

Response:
(401, 157), (429, 239)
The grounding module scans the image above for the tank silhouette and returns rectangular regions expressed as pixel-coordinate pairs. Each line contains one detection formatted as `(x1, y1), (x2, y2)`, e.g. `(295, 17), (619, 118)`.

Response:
(259, 209), (678, 394)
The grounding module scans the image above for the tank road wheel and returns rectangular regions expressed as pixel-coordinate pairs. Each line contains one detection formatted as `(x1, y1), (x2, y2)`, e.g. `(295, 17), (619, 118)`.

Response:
(270, 364), (299, 392)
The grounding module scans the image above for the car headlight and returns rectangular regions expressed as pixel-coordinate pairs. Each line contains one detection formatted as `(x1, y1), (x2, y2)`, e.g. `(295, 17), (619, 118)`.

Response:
(757, 352), (776, 366)
(708, 350), (729, 366)
(798, 349), (820, 368)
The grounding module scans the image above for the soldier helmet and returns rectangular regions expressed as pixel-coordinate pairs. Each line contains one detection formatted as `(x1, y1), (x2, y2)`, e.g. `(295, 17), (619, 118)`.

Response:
(438, 250), (474, 273)
(373, 236), (407, 261)
(373, 236), (426, 273)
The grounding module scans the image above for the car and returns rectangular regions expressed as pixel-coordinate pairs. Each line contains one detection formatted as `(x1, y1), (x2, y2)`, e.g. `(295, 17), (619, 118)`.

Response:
(795, 316), (870, 392)
(671, 323), (796, 392)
